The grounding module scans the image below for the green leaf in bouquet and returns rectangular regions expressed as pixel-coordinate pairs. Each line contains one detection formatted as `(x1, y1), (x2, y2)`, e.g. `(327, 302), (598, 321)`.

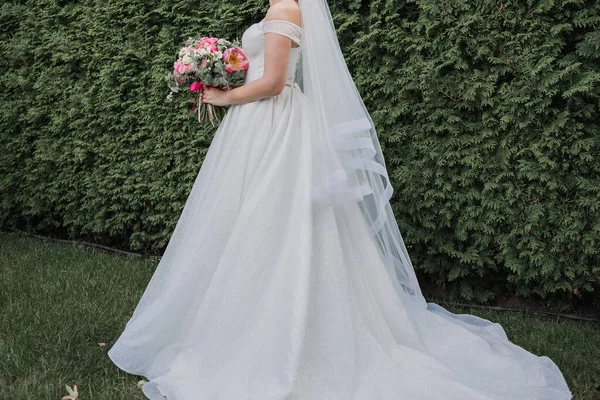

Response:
(215, 77), (228, 87)
(195, 69), (211, 82)
(214, 62), (226, 76)
(230, 70), (245, 82)
(165, 72), (184, 93)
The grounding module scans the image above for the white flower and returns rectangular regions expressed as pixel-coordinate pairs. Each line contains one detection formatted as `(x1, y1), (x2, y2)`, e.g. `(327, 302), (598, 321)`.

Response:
(215, 51), (223, 59)
(61, 384), (79, 400)
(182, 53), (193, 64)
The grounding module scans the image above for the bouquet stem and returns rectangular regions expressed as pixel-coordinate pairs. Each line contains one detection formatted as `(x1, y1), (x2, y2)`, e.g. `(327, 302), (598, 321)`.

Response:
(189, 89), (225, 126)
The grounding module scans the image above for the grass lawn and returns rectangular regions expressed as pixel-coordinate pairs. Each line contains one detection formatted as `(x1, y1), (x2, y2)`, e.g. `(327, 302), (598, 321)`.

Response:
(1, 232), (599, 399)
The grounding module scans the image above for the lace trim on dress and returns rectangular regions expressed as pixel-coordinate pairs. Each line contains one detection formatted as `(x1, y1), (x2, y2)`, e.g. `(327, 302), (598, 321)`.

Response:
(261, 19), (303, 46)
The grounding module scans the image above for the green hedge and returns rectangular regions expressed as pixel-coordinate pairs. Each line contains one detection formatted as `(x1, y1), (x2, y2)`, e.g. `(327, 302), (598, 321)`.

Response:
(1, 0), (599, 306)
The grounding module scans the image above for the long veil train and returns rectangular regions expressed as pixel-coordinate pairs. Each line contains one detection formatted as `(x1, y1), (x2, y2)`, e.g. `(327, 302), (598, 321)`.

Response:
(299, 0), (427, 306)
(296, 1), (571, 397)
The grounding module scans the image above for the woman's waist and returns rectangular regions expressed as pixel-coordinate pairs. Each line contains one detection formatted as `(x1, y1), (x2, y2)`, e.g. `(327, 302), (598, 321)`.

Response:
(229, 81), (303, 111)
(244, 69), (298, 86)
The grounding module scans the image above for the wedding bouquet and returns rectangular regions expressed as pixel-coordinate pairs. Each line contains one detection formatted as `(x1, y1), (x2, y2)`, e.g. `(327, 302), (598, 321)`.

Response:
(165, 36), (249, 124)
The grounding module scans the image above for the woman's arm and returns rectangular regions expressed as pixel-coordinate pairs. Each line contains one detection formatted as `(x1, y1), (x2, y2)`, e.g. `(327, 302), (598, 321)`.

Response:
(201, 3), (301, 106)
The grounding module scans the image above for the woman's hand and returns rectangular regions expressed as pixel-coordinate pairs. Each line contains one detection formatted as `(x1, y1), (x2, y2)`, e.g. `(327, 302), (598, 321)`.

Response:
(201, 87), (230, 106)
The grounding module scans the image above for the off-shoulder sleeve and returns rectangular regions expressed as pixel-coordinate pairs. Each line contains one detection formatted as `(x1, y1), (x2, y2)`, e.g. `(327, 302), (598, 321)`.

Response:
(261, 19), (303, 46)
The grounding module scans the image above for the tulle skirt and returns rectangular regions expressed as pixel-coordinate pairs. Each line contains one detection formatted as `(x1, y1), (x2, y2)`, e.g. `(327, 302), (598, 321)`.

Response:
(108, 83), (572, 400)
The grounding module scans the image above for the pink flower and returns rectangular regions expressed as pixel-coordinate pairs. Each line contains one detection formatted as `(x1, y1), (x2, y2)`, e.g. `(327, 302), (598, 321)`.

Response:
(199, 59), (208, 69)
(223, 48), (249, 74)
(174, 60), (193, 74)
(173, 60), (186, 75)
(201, 37), (219, 52)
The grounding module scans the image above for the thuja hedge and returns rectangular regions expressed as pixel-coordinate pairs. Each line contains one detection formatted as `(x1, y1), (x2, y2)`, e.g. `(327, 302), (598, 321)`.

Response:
(1, 0), (599, 306)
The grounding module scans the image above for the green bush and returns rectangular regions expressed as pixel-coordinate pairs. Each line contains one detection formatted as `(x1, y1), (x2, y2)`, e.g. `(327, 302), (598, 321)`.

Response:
(1, 0), (599, 307)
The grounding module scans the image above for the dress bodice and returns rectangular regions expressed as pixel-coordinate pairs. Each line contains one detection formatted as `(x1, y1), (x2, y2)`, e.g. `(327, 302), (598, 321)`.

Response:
(241, 20), (303, 86)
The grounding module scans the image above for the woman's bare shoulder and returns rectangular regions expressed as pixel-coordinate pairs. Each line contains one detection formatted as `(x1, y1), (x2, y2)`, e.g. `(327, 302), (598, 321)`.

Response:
(264, 1), (301, 27)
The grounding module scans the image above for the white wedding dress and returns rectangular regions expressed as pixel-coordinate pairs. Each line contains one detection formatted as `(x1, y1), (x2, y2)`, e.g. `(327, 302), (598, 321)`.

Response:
(108, 19), (572, 400)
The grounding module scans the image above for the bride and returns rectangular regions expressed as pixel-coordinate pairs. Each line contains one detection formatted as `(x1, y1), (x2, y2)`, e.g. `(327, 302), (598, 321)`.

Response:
(108, 0), (572, 399)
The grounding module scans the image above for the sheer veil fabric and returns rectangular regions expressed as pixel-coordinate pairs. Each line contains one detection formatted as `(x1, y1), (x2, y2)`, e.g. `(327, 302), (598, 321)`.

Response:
(298, 0), (424, 305)
(298, 0), (571, 398)
(107, 1), (573, 398)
